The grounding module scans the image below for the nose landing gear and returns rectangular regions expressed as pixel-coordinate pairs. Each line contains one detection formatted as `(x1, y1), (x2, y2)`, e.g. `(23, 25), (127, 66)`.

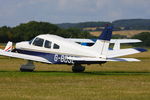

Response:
(20, 60), (35, 72)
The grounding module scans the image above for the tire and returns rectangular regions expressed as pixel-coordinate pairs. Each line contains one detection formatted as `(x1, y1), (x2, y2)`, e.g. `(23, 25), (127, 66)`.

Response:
(72, 65), (85, 72)
(20, 68), (34, 72)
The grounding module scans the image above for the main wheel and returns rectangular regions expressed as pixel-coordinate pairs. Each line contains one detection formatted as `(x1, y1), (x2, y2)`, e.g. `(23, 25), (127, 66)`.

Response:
(20, 67), (34, 72)
(20, 60), (35, 72)
(72, 64), (85, 72)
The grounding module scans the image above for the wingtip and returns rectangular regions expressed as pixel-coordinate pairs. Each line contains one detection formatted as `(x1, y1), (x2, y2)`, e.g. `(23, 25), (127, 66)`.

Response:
(134, 48), (148, 52)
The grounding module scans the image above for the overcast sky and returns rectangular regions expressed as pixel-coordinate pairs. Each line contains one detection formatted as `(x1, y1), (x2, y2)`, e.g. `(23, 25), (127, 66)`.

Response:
(0, 0), (150, 26)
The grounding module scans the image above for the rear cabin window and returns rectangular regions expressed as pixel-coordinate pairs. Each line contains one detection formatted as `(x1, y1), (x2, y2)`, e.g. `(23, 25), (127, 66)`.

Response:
(32, 38), (44, 47)
(44, 40), (52, 48)
(53, 43), (60, 49)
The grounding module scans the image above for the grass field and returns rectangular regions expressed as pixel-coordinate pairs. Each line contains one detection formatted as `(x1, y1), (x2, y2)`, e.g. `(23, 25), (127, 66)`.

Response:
(0, 47), (149, 100)
(90, 30), (150, 38)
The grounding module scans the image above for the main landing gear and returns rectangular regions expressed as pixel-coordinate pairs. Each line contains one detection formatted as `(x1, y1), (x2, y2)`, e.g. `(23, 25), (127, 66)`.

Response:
(20, 61), (85, 72)
(72, 64), (85, 72)
(20, 60), (35, 72)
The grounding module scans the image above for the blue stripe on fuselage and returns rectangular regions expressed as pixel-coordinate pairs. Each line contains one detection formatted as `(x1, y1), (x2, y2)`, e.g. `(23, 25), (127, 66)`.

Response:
(15, 49), (106, 65)
(16, 49), (73, 64)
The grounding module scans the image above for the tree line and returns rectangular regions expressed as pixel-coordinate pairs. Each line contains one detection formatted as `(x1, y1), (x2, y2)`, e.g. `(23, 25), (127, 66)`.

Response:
(57, 19), (150, 30)
(113, 19), (150, 30)
(0, 21), (93, 43)
(0, 21), (150, 47)
(57, 21), (111, 29)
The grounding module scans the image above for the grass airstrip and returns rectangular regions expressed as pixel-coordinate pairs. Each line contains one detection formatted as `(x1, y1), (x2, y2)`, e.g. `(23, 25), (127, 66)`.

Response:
(0, 47), (150, 100)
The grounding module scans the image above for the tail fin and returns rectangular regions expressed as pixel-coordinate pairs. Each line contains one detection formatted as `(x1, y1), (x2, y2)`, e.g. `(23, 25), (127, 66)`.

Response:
(91, 26), (113, 58)
(4, 41), (13, 52)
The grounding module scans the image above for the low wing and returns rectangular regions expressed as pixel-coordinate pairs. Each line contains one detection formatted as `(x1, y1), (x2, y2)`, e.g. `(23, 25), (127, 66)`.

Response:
(0, 49), (50, 64)
(67, 38), (141, 44)
(107, 58), (140, 61)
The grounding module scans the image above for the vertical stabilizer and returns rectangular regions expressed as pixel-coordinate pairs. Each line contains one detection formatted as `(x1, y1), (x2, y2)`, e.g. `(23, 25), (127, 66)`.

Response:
(91, 26), (113, 58)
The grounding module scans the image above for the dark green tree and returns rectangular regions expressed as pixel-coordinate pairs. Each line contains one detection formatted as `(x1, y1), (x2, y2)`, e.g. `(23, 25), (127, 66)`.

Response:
(0, 21), (93, 43)
(0, 26), (12, 42)
(12, 21), (60, 42)
(132, 32), (150, 47)
(56, 28), (93, 38)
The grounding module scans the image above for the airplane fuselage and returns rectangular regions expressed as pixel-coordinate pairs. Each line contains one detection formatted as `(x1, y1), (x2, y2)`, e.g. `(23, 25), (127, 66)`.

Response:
(15, 34), (106, 64)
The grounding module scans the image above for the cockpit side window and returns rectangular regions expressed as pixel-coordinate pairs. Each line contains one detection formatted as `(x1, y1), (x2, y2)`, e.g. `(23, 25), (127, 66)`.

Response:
(53, 43), (60, 49)
(32, 38), (44, 47)
(44, 40), (52, 48)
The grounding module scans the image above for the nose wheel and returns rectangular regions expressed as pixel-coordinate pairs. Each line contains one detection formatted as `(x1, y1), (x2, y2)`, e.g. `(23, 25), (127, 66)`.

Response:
(72, 64), (85, 72)
(20, 60), (35, 72)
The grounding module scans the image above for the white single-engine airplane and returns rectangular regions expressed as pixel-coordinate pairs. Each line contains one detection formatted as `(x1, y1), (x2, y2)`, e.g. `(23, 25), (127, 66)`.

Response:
(0, 26), (147, 72)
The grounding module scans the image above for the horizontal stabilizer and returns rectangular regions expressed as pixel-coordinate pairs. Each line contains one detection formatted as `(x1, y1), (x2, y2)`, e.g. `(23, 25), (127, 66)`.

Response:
(67, 57), (140, 62)
(67, 39), (142, 44)
(108, 48), (147, 58)
(110, 39), (142, 43)
(107, 58), (140, 62)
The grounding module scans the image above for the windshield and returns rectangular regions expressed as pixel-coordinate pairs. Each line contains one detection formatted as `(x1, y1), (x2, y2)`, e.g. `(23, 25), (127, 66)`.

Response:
(29, 39), (34, 44)
(32, 38), (44, 47)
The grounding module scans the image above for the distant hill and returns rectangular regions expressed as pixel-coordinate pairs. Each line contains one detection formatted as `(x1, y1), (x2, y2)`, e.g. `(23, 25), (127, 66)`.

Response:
(57, 21), (111, 29)
(113, 19), (150, 30)
(56, 19), (150, 30)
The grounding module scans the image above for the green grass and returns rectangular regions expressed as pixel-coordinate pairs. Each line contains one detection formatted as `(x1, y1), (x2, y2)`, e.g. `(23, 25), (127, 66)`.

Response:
(0, 50), (150, 100)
